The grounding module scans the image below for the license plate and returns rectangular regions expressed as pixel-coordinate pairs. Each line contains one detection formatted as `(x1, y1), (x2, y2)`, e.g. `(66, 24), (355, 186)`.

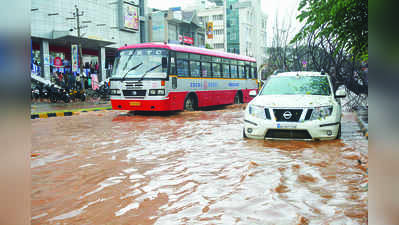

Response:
(129, 101), (141, 106)
(277, 123), (297, 129)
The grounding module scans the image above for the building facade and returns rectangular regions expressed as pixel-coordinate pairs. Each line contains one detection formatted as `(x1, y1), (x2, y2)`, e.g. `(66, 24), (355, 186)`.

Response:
(148, 8), (205, 47)
(237, 0), (267, 65)
(226, 0), (267, 66)
(31, 0), (148, 82)
(198, 6), (226, 52)
(197, 0), (267, 69)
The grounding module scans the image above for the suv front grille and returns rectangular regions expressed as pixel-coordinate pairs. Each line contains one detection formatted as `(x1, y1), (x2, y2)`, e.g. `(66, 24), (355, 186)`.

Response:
(273, 109), (303, 122)
(265, 129), (312, 139)
(123, 90), (146, 97)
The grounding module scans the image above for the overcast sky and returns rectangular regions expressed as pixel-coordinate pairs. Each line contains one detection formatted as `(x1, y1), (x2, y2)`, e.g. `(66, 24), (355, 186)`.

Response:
(147, 0), (302, 46)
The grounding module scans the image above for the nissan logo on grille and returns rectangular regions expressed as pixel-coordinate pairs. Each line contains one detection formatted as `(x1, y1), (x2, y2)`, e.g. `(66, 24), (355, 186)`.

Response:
(283, 111), (292, 120)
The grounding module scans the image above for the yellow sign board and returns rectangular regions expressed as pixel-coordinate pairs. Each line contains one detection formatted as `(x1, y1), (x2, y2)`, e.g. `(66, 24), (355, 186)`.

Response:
(207, 22), (213, 39)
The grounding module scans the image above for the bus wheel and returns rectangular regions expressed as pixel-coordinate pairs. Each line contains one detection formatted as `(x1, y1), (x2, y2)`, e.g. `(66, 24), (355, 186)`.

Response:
(234, 93), (241, 104)
(184, 96), (195, 111)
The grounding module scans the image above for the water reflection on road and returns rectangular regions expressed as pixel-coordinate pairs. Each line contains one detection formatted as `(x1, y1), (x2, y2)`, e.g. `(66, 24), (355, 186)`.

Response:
(31, 105), (368, 224)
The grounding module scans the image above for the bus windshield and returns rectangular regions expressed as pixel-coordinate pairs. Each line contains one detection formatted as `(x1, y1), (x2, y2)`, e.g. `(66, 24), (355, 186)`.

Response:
(112, 48), (168, 78)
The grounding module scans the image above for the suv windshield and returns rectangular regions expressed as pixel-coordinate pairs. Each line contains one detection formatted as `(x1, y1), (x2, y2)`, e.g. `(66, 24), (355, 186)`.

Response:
(112, 48), (168, 78)
(260, 76), (331, 96)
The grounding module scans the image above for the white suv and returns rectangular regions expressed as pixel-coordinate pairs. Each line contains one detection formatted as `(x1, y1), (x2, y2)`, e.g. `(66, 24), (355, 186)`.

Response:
(243, 72), (346, 141)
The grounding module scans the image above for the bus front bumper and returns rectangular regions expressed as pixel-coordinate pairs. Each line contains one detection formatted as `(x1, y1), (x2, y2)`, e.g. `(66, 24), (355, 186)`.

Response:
(111, 98), (171, 111)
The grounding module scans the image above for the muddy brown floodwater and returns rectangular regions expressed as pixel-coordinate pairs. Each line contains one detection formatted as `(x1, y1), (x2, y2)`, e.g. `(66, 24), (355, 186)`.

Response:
(31, 105), (368, 225)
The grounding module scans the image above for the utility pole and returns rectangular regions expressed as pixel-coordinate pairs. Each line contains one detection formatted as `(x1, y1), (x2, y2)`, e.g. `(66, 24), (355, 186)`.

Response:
(74, 5), (84, 77)
(74, 5), (85, 90)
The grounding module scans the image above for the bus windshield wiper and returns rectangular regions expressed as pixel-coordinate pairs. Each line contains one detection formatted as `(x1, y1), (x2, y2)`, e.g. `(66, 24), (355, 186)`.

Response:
(120, 62), (143, 81)
(138, 64), (161, 82)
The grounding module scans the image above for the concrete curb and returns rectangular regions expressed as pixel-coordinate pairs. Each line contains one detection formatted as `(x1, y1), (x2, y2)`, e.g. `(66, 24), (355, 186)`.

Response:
(355, 110), (368, 139)
(31, 107), (112, 119)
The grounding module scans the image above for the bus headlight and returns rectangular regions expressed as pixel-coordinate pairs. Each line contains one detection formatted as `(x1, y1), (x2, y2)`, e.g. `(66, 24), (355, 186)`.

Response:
(110, 89), (121, 95)
(149, 89), (165, 96)
(149, 89), (157, 95)
(157, 89), (165, 95)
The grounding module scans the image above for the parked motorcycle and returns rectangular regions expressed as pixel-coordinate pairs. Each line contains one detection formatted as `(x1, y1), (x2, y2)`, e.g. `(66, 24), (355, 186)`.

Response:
(31, 88), (40, 101)
(91, 83), (110, 101)
(49, 85), (70, 103)
(68, 89), (86, 102)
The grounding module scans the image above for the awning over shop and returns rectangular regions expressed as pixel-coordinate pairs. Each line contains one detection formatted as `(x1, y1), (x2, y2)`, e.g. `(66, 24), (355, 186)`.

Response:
(51, 31), (116, 49)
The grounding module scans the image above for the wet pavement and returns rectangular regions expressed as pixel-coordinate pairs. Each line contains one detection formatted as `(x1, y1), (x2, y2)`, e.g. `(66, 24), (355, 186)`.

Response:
(31, 100), (110, 114)
(31, 105), (368, 224)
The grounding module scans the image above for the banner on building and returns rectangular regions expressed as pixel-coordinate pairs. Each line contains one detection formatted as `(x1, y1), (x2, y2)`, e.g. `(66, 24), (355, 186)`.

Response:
(207, 22), (213, 39)
(71, 44), (79, 72)
(183, 36), (194, 45)
(54, 57), (63, 68)
(119, 1), (139, 32)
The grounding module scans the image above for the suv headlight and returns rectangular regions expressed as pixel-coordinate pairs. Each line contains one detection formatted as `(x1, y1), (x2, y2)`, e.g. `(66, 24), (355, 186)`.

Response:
(310, 106), (333, 120)
(248, 104), (265, 119)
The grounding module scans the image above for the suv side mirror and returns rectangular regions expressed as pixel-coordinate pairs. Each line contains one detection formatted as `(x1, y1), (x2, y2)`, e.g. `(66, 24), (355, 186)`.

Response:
(335, 89), (346, 98)
(249, 90), (257, 97)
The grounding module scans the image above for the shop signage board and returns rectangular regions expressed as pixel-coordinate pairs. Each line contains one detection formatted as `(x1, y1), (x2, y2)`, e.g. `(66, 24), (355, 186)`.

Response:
(71, 44), (78, 72)
(54, 57), (63, 67)
(183, 36), (194, 45)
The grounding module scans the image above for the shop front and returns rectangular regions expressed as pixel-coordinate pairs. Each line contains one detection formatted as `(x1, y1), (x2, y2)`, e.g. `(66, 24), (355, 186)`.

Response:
(31, 35), (116, 83)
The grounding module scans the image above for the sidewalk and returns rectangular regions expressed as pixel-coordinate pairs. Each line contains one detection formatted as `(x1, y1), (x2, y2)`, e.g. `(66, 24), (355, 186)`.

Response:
(31, 101), (112, 119)
(355, 106), (368, 139)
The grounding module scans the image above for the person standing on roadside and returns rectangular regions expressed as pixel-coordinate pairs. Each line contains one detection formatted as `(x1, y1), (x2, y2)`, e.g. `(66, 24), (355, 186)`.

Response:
(76, 73), (81, 90)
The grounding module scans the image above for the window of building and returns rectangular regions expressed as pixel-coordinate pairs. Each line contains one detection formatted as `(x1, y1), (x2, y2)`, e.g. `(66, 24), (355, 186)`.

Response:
(214, 43), (224, 49)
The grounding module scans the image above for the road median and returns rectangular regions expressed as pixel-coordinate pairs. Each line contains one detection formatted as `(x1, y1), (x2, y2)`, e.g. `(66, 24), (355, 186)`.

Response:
(31, 106), (112, 119)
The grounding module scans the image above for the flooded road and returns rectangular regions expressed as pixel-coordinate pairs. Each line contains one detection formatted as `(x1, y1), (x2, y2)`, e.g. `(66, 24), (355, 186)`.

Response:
(31, 105), (368, 224)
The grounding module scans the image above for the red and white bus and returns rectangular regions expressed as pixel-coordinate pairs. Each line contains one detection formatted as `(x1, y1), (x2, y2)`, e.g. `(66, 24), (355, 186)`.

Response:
(109, 43), (258, 111)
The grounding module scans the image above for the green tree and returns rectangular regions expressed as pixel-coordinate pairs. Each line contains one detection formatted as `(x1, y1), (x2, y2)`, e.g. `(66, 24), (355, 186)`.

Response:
(205, 43), (213, 49)
(292, 0), (368, 60)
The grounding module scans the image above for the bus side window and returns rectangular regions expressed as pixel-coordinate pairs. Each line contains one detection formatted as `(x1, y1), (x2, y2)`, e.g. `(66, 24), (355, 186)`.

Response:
(231, 65), (238, 78)
(201, 62), (211, 77)
(190, 61), (200, 77)
(212, 63), (222, 78)
(223, 64), (230, 78)
(239, 66), (245, 79)
(170, 54), (176, 75)
(177, 59), (189, 77)
(248, 66), (252, 79)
